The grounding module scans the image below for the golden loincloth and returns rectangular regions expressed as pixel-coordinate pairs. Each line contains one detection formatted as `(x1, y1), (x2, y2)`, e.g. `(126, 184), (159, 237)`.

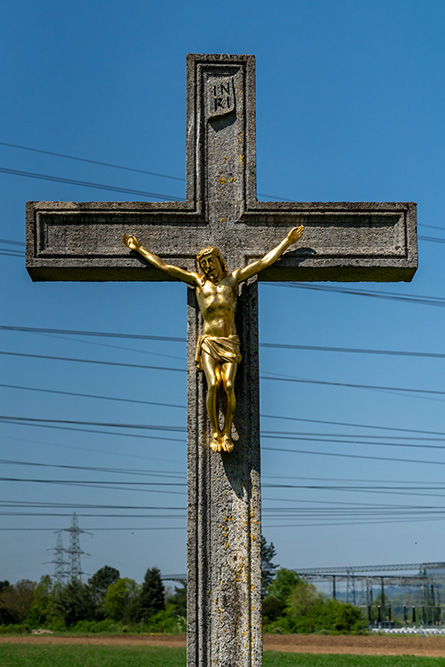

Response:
(195, 334), (242, 371)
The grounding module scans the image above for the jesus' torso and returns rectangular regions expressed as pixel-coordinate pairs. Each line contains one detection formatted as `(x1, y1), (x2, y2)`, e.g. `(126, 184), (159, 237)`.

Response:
(195, 273), (238, 338)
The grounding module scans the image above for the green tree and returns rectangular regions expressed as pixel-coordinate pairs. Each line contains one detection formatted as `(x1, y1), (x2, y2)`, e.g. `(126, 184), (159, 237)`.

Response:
(266, 568), (300, 602)
(0, 581), (12, 624)
(27, 575), (60, 628)
(263, 569), (362, 634)
(319, 599), (362, 633)
(262, 595), (287, 623)
(0, 581), (10, 594)
(263, 568), (301, 627)
(102, 578), (140, 622)
(261, 536), (278, 597)
(287, 577), (321, 616)
(0, 579), (35, 624)
(88, 565), (120, 616)
(55, 580), (95, 627)
(89, 566), (120, 599)
(166, 583), (187, 618)
(139, 567), (165, 621)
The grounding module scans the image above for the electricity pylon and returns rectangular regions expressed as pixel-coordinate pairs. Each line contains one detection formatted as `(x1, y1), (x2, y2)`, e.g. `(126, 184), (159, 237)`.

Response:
(63, 512), (92, 582)
(44, 532), (68, 584)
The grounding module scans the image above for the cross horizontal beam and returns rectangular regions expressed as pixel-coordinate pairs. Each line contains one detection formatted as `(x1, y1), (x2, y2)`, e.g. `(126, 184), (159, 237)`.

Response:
(26, 199), (416, 282)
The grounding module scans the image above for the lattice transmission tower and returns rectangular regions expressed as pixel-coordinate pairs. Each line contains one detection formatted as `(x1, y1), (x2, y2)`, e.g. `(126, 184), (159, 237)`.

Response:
(45, 532), (68, 584)
(63, 512), (91, 582)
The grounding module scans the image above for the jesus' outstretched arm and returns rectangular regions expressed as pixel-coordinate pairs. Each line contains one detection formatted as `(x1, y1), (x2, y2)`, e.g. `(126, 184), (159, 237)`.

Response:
(233, 225), (304, 284)
(123, 234), (199, 286)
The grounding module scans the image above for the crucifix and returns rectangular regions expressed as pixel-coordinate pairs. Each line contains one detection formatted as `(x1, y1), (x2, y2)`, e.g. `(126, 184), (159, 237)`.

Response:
(26, 54), (417, 666)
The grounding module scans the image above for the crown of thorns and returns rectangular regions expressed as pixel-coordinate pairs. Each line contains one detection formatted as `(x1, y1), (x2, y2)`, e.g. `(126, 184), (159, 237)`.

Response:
(196, 247), (228, 274)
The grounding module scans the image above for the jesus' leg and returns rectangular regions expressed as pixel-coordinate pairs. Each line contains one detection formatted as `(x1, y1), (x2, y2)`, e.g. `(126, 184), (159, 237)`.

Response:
(201, 352), (222, 451)
(220, 361), (237, 452)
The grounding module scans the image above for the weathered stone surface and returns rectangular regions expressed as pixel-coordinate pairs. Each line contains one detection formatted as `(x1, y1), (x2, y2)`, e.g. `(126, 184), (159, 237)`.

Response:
(26, 199), (417, 283)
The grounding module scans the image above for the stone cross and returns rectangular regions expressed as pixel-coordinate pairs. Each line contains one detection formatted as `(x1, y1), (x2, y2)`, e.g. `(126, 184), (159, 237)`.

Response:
(26, 54), (417, 666)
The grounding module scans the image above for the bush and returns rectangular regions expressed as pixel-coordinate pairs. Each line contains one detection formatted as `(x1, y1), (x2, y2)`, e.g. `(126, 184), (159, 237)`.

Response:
(54, 580), (95, 627)
(318, 599), (362, 633)
(262, 595), (286, 623)
(70, 619), (127, 634)
(0, 623), (29, 635)
(262, 616), (293, 634)
(263, 568), (364, 635)
(140, 609), (186, 634)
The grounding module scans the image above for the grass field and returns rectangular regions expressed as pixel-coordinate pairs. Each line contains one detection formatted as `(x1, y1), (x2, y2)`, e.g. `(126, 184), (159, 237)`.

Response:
(1, 646), (445, 667)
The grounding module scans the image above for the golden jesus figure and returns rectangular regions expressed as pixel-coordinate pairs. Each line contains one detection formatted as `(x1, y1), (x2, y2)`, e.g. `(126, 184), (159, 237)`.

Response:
(123, 226), (303, 453)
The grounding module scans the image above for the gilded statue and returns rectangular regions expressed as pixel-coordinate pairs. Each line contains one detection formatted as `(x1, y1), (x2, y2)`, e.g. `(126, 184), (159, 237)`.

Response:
(123, 226), (304, 453)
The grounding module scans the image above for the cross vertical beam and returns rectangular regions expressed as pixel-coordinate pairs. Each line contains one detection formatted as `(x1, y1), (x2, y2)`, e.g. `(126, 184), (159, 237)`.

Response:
(185, 56), (264, 665)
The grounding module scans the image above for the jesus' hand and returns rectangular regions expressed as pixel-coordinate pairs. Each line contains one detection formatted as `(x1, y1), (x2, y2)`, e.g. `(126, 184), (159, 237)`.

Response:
(286, 226), (304, 245)
(123, 234), (141, 251)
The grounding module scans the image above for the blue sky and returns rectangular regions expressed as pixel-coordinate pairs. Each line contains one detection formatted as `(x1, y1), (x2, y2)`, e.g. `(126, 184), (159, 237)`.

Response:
(1, 0), (445, 589)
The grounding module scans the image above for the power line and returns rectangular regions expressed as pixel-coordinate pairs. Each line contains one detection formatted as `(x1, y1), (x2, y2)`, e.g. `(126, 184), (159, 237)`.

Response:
(0, 350), (186, 373)
(0, 166), (184, 201)
(262, 432), (445, 448)
(1, 516), (443, 530)
(4, 382), (445, 438)
(421, 224), (445, 232)
(273, 282), (445, 308)
(0, 500), (184, 510)
(419, 235), (445, 244)
(261, 342), (445, 361)
(5, 414), (445, 445)
(0, 140), (186, 182)
(5, 143), (445, 231)
(7, 414), (445, 450)
(4, 322), (445, 361)
(261, 444), (445, 467)
(262, 373), (445, 398)
(38, 335), (184, 363)
(5, 416), (445, 467)
(9, 475), (445, 490)
(0, 323), (185, 343)
(5, 379), (445, 439)
(0, 140), (294, 201)
(0, 526), (186, 531)
(0, 383), (186, 411)
(0, 249), (24, 258)
(3, 348), (445, 399)
(0, 238), (25, 246)
(0, 415), (186, 432)
(8, 477), (445, 502)
(2, 515), (444, 530)
(4, 506), (445, 519)
(0, 458), (185, 478)
(3, 496), (445, 513)
(4, 459), (445, 503)
(2, 458), (442, 488)
(262, 413), (445, 439)
(1, 477), (185, 487)
(0, 418), (185, 443)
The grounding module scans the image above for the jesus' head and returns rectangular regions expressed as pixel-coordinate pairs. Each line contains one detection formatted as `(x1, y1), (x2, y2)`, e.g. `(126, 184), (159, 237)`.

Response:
(196, 247), (228, 283)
